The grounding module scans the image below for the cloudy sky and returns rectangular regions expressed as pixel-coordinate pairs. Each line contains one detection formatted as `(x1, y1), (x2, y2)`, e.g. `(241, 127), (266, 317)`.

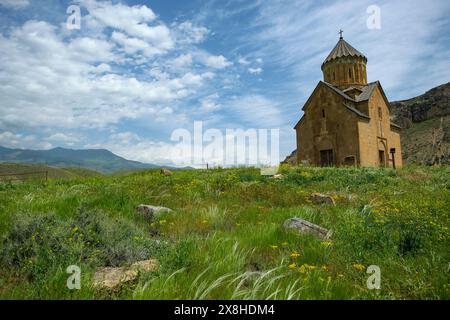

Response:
(0, 0), (449, 165)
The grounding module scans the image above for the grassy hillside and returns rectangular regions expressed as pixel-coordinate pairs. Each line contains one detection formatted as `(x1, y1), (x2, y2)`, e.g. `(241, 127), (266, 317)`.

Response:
(0, 166), (448, 299)
(0, 163), (101, 182)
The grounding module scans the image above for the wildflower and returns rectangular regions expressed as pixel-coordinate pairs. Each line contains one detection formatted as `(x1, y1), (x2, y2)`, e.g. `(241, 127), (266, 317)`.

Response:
(159, 219), (167, 225)
(299, 265), (306, 274)
(71, 226), (78, 234)
(321, 241), (333, 247)
(299, 263), (317, 273)
(290, 251), (301, 258)
(270, 245), (278, 250)
(288, 263), (297, 269)
(352, 263), (365, 271)
(281, 242), (289, 246)
(321, 265), (329, 271)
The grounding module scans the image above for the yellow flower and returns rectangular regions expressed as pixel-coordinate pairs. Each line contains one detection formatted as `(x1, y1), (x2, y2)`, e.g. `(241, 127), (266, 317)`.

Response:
(270, 245), (278, 250)
(71, 226), (78, 234)
(290, 251), (301, 258)
(281, 242), (289, 246)
(288, 263), (297, 269)
(321, 241), (333, 247)
(159, 219), (167, 225)
(299, 265), (306, 274)
(299, 263), (317, 273)
(352, 263), (365, 271)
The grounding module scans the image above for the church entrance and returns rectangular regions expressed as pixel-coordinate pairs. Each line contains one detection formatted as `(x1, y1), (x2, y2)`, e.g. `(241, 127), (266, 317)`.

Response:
(379, 150), (386, 167)
(320, 149), (334, 167)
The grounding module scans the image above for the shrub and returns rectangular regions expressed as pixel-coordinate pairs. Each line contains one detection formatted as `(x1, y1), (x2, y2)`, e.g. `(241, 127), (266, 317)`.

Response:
(0, 207), (164, 281)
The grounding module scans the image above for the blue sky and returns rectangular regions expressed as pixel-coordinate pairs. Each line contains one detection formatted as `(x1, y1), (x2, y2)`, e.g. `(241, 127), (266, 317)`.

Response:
(0, 0), (449, 165)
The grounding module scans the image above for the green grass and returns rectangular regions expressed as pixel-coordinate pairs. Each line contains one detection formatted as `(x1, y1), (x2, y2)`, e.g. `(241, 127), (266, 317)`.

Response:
(0, 163), (101, 181)
(0, 165), (449, 299)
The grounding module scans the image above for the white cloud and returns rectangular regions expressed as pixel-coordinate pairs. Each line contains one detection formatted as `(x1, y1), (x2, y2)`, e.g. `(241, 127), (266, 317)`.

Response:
(238, 57), (250, 65)
(200, 93), (221, 112)
(81, 0), (174, 53)
(0, 0), (29, 9)
(171, 53), (193, 68)
(48, 133), (80, 143)
(248, 67), (263, 75)
(0, 19), (210, 132)
(111, 31), (163, 57)
(203, 54), (232, 69)
(174, 21), (209, 44)
(0, 131), (52, 149)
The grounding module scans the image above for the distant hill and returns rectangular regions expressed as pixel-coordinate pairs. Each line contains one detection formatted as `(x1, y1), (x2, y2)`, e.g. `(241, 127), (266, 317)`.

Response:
(0, 163), (101, 181)
(284, 82), (450, 166)
(0, 146), (160, 173)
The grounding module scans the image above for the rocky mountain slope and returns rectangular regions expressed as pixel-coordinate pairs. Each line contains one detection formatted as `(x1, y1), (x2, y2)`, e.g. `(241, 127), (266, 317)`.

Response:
(284, 82), (450, 165)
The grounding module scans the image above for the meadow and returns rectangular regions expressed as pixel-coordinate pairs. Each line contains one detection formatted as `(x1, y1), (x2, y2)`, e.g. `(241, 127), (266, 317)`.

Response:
(0, 165), (449, 299)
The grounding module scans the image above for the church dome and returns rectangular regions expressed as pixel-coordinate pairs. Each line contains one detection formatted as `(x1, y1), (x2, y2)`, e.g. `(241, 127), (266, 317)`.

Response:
(321, 33), (368, 90)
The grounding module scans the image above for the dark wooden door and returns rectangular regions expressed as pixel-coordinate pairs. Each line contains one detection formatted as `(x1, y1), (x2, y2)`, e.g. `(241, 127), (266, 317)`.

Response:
(320, 149), (334, 167)
(379, 150), (386, 167)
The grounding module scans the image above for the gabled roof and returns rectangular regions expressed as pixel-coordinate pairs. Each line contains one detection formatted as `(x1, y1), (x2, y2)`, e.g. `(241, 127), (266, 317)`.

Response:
(355, 82), (378, 102)
(322, 38), (367, 67)
(295, 81), (401, 129)
(343, 103), (370, 119)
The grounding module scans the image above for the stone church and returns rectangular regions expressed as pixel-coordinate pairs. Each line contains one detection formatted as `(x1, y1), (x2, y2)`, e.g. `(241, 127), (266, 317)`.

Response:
(295, 33), (402, 168)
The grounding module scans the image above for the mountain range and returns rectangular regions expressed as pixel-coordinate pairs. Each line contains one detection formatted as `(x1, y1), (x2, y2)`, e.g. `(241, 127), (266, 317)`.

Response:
(0, 146), (160, 173)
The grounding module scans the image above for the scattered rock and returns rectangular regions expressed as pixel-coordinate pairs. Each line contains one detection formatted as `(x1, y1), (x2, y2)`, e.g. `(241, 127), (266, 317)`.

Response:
(160, 168), (173, 176)
(93, 267), (138, 289)
(131, 259), (159, 272)
(283, 217), (332, 239)
(310, 193), (336, 205)
(93, 259), (159, 290)
(136, 204), (173, 221)
(273, 174), (285, 180)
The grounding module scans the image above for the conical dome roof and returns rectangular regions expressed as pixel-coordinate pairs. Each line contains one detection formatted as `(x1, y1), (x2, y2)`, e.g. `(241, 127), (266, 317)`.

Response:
(322, 37), (367, 67)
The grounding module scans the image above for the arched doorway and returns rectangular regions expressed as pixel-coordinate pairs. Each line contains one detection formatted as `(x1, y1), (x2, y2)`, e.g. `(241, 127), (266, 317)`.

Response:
(378, 139), (387, 167)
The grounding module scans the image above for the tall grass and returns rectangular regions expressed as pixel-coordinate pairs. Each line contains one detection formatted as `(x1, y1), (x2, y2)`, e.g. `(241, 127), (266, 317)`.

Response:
(0, 166), (449, 299)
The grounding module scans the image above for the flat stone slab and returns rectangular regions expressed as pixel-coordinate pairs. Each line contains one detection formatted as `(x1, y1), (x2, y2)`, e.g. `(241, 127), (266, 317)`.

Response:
(130, 259), (159, 272)
(136, 204), (173, 221)
(93, 267), (138, 289)
(93, 259), (159, 290)
(283, 217), (332, 239)
(310, 193), (336, 205)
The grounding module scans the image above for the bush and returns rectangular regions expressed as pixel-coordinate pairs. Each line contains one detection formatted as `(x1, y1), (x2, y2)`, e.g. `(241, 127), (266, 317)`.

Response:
(0, 207), (165, 280)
